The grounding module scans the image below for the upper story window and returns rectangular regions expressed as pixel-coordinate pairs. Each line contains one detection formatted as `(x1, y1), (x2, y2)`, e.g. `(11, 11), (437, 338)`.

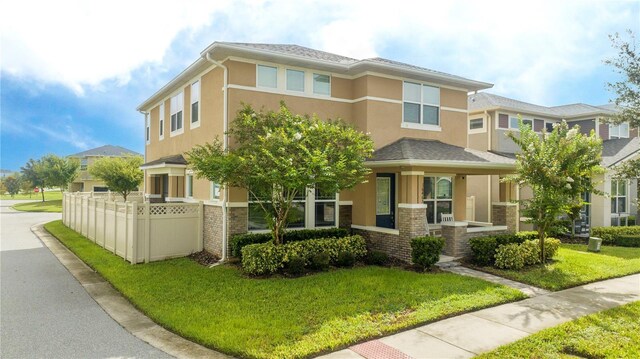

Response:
(286, 69), (305, 92)
(145, 114), (150, 144)
(257, 65), (277, 88)
(611, 179), (628, 214)
(186, 174), (194, 198)
(190, 81), (200, 128)
(159, 103), (165, 140)
(609, 122), (629, 139)
(170, 92), (184, 134)
(403, 82), (440, 127)
(545, 121), (554, 132)
(313, 73), (330, 95)
(80, 158), (88, 171)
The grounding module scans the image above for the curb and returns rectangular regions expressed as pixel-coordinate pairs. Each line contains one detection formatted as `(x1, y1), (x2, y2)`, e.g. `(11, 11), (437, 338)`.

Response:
(31, 224), (233, 359)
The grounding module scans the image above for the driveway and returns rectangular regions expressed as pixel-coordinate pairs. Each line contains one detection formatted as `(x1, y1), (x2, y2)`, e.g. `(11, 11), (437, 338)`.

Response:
(0, 200), (172, 358)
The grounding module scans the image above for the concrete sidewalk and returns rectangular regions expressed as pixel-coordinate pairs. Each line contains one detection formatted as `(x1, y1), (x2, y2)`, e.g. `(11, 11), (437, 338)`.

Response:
(320, 273), (640, 359)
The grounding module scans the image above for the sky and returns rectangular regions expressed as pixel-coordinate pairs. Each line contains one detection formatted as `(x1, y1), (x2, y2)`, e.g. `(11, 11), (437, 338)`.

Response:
(1, 0), (639, 171)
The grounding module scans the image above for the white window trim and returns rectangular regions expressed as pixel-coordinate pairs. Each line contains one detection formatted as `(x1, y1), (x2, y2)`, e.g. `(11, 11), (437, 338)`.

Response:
(186, 174), (194, 198)
(423, 176), (454, 225)
(190, 80), (201, 129)
(169, 91), (184, 137)
(544, 120), (556, 133)
(312, 73), (331, 97)
(402, 81), (441, 131)
(256, 64), (278, 89)
(159, 103), (165, 141)
(468, 117), (486, 134)
(611, 179), (629, 214)
(210, 182), (220, 201)
(285, 68), (306, 93)
(609, 123), (629, 139)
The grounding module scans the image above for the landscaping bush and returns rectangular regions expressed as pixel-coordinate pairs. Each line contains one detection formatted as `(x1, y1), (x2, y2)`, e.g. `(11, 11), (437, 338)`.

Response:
(241, 235), (367, 275)
(336, 251), (356, 267)
(231, 227), (349, 258)
(495, 243), (525, 270)
(515, 231), (539, 241)
(310, 252), (331, 271)
(544, 238), (561, 259)
(285, 256), (306, 276)
(469, 236), (498, 266)
(615, 235), (640, 247)
(365, 251), (389, 266)
(520, 240), (541, 266)
(591, 226), (640, 245)
(411, 236), (445, 270)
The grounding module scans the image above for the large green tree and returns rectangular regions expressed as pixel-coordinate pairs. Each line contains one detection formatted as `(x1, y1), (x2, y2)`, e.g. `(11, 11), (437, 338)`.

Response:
(506, 120), (604, 261)
(89, 156), (144, 201)
(42, 154), (80, 192)
(3, 176), (21, 198)
(187, 103), (374, 244)
(21, 158), (47, 201)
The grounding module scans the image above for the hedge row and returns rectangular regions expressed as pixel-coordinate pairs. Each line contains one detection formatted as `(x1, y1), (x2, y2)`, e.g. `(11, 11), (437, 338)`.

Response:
(614, 235), (640, 248)
(241, 235), (367, 275)
(591, 226), (640, 245)
(469, 231), (539, 266)
(495, 238), (561, 270)
(230, 227), (349, 258)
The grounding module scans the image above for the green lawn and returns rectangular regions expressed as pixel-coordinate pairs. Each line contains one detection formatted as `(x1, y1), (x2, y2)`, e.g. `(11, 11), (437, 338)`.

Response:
(1, 191), (63, 201)
(12, 199), (62, 212)
(477, 300), (640, 358)
(479, 244), (640, 291)
(44, 220), (525, 359)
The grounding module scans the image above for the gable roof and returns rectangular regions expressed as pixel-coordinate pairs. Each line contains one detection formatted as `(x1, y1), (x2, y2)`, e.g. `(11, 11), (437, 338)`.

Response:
(468, 92), (618, 119)
(369, 138), (515, 169)
(137, 42), (493, 111)
(140, 154), (188, 169)
(68, 145), (141, 158)
(601, 137), (640, 168)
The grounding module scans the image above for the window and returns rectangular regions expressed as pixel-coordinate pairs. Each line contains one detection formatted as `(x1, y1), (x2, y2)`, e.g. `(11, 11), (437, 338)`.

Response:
(545, 121), (554, 133)
(423, 177), (453, 224)
(170, 92), (184, 133)
(145, 114), (150, 144)
(609, 123), (629, 139)
(257, 65), (277, 88)
(509, 116), (532, 130)
(80, 158), (87, 171)
(403, 82), (440, 127)
(186, 175), (193, 198)
(313, 73), (330, 95)
(286, 69), (305, 92)
(210, 182), (220, 200)
(190, 80), (200, 126)
(248, 188), (306, 230)
(611, 179), (628, 214)
(469, 118), (484, 131)
(94, 186), (109, 192)
(159, 103), (164, 139)
(314, 188), (336, 227)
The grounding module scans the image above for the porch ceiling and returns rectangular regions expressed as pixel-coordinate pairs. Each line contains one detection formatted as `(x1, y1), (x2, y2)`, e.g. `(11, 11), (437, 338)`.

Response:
(141, 154), (187, 176)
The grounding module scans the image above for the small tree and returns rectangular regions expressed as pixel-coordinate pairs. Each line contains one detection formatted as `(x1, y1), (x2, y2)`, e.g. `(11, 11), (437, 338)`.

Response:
(89, 156), (144, 201)
(42, 154), (80, 192)
(506, 120), (604, 261)
(19, 176), (34, 198)
(3, 176), (21, 198)
(187, 103), (374, 244)
(21, 158), (47, 202)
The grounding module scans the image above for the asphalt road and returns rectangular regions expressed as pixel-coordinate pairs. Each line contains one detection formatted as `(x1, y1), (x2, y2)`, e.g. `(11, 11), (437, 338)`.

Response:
(0, 200), (172, 358)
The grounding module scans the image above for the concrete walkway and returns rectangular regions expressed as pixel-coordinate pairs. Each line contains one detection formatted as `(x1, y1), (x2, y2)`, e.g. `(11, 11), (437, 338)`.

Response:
(442, 265), (551, 297)
(320, 273), (640, 359)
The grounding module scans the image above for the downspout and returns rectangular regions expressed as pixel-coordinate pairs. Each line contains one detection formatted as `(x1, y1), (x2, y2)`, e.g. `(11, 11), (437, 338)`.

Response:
(485, 110), (492, 223)
(138, 110), (149, 199)
(205, 53), (229, 261)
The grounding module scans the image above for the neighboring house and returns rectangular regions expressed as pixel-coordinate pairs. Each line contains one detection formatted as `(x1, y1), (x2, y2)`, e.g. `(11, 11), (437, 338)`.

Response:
(137, 42), (520, 261)
(467, 92), (639, 230)
(68, 145), (143, 192)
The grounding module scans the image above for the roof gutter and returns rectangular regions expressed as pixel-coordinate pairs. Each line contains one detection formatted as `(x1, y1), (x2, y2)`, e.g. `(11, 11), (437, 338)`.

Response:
(365, 159), (516, 170)
(204, 52), (230, 262)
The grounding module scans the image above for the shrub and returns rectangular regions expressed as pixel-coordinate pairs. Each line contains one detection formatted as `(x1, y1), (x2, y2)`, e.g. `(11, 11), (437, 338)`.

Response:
(365, 251), (389, 266)
(544, 238), (561, 259)
(615, 235), (640, 247)
(309, 253), (330, 271)
(241, 235), (366, 276)
(515, 231), (539, 241)
(520, 240), (541, 266)
(411, 236), (445, 270)
(230, 227), (349, 258)
(469, 236), (498, 266)
(336, 251), (356, 267)
(495, 243), (524, 270)
(591, 226), (640, 245)
(285, 256), (305, 276)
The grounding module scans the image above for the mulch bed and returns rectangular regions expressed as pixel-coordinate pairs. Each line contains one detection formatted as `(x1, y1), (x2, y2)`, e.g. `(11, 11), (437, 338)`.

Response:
(189, 251), (220, 266)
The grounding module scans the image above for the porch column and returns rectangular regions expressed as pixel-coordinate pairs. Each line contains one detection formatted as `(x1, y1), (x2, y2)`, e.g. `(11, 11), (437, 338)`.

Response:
(454, 175), (467, 221)
(398, 171), (427, 256)
(492, 202), (517, 232)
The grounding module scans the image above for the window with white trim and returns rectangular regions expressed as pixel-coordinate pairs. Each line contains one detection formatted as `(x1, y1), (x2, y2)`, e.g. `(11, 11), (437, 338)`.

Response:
(170, 92), (184, 133)
(609, 123), (629, 139)
(314, 188), (336, 227)
(545, 121), (554, 133)
(257, 65), (277, 88)
(210, 182), (220, 201)
(145, 114), (150, 144)
(611, 179), (628, 214)
(80, 158), (88, 171)
(509, 116), (533, 130)
(248, 188), (306, 230)
(159, 103), (164, 139)
(286, 69), (305, 92)
(403, 82), (440, 126)
(313, 73), (330, 95)
(186, 174), (193, 198)
(469, 118), (484, 131)
(190, 80), (200, 127)
(423, 177), (453, 224)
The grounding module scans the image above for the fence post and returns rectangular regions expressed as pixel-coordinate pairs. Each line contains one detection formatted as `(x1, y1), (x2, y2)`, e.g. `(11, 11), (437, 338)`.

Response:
(197, 201), (204, 252)
(92, 198), (97, 242)
(102, 199), (107, 248)
(80, 196), (85, 235)
(124, 202), (129, 262)
(131, 202), (138, 264)
(113, 202), (118, 256)
(144, 202), (150, 263)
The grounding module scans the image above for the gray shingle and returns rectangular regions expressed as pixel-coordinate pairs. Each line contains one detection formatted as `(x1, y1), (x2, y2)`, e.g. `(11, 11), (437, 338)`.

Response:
(364, 57), (472, 82)
(141, 154), (187, 167)
(69, 145), (141, 158)
(602, 137), (640, 167)
(218, 42), (358, 64)
(469, 93), (618, 118)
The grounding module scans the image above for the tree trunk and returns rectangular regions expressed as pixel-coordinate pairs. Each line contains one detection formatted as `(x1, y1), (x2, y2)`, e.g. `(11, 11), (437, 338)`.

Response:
(41, 188), (45, 202)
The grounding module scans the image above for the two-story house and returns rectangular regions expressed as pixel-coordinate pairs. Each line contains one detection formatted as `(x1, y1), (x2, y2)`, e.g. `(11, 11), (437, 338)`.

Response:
(467, 92), (639, 230)
(68, 145), (143, 192)
(137, 42), (519, 261)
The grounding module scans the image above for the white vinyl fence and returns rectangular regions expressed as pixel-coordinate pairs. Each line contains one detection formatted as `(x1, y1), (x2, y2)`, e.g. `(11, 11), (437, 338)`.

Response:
(62, 192), (203, 264)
